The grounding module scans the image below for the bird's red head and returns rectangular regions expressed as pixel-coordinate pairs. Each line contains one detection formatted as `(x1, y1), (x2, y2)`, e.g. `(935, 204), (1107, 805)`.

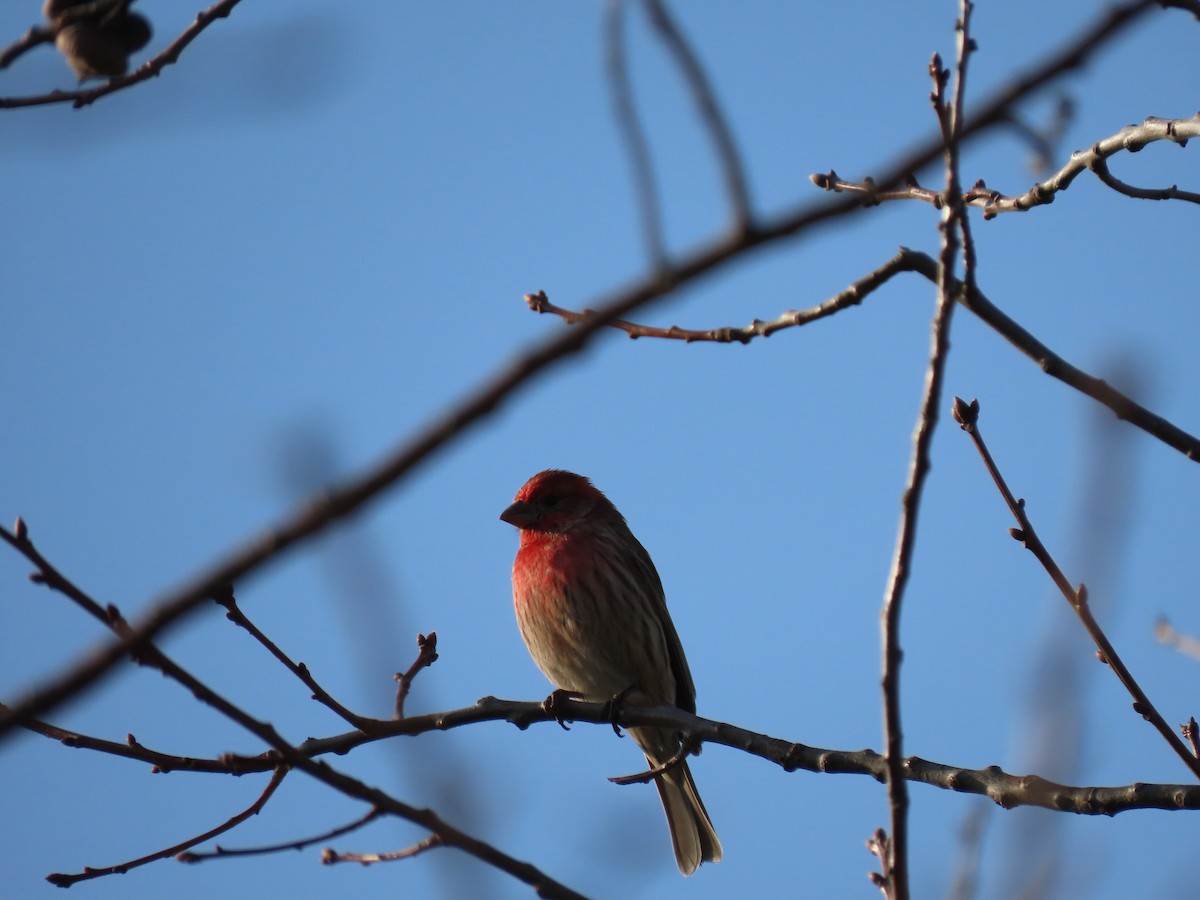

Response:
(500, 469), (615, 535)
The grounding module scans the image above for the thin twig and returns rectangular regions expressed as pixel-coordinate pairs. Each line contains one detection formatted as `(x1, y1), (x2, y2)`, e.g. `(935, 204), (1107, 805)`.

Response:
(213, 585), (372, 731)
(867, 828), (894, 897)
(280, 756), (588, 899)
(524, 249), (912, 343)
(951, 397), (1200, 781)
(392, 631), (439, 720)
(178, 807), (384, 863)
(1183, 718), (1200, 758)
(0, 521), (304, 747)
(877, 11), (974, 889)
(0, 0), (1173, 746)
(46, 766), (288, 886)
(605, 0), (668, 268)
(0, 25), (53, 69)
(1091, 153), (1200, 204)
(323, 834), (442, 867)
(528, 245), (1200, 467)
(3, 518), (110, 622)
(0, 701), (230, 773)
(811, 115), (1200, 217)
(641, 0), (754, 231)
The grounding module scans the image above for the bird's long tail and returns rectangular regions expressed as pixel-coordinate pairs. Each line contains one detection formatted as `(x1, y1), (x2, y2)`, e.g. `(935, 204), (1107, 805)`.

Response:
(634, 727), (722, 876)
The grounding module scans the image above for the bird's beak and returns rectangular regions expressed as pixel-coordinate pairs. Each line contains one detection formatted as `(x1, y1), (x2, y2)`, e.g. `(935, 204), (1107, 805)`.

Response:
(500, 500), (537, 528)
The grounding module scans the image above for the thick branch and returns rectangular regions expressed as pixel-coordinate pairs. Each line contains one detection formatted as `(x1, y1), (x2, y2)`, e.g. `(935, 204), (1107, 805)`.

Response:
(125, 696), (1197, 817)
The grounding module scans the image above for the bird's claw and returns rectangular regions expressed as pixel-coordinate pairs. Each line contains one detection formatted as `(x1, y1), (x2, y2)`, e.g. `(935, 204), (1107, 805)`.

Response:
(542, 688), (579, 731)
(600, 684), (637, 738)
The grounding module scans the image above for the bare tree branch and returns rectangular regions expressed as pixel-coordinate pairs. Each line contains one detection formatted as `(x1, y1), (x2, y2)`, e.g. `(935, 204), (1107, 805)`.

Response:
(523, 247), (913, 342)
(322, 834), (442, 867)
(46, 766), (288, 886)
(952, 397), (1200, 782)
(275, 753), (589, 900)
(1091, 151), (1200, 204)
(811, 115), (1200, 216)
(215, 585), (373, 731)
(641, 0), (754, 231)
(17, 687), (1200, 819)
(984, 115), (1200, 214)
(877, 7), (977, 891)
(1184, 718), (1200, 759)
(0, 24), (53, 69)
(178, 808), (383, 863)
(605, 0), (668, 268)
(867, 828), (895, 897)
(0, 701), (231, 773)
(393, 632), (439, 720)
(531, 246), (1200, 465)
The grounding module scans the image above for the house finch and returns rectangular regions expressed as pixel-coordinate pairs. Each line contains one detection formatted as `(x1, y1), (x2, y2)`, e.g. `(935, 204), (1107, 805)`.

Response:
(43, 0), (152, 81)
(500, 469), (721, 875)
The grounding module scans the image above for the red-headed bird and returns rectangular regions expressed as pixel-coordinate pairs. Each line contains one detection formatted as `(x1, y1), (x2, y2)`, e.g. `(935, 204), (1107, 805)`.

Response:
(501, 469), (721, 875)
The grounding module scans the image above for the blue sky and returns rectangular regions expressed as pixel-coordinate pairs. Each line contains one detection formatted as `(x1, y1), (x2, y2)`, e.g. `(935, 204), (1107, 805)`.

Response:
(3, 2), (1199, 898)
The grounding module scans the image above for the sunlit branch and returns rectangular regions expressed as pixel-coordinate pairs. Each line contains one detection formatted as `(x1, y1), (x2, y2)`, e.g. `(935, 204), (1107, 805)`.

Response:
(810, 115), (1200, 217)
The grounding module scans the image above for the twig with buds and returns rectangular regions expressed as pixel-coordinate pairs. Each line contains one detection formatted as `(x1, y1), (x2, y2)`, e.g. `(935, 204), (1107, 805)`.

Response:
(952, 396), (1200, 781)
(393, 632), (439, 720)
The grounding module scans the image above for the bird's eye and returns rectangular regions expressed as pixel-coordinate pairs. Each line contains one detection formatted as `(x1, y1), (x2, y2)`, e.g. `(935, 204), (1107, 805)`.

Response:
(540, 494), (560, 508)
